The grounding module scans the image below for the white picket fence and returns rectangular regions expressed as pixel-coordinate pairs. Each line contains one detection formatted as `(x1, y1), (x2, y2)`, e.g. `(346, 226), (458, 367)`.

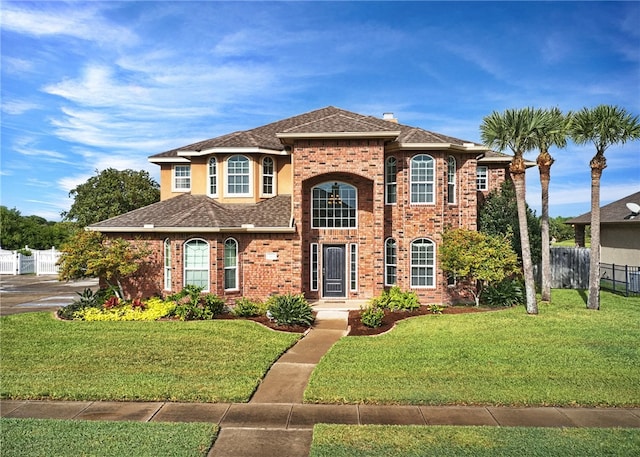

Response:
(0, 247), (61, 275)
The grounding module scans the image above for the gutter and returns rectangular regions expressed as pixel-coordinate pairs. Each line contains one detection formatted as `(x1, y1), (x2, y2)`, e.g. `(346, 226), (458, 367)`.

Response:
(86, 226), (297, 234)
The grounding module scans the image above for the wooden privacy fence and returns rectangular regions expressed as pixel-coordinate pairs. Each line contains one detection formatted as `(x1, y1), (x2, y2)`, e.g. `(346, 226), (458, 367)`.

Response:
(0, 247), (61, 276)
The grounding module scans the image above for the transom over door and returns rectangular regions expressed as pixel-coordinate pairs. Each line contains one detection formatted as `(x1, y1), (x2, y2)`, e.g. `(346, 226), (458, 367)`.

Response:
(323, 245), (345, 298)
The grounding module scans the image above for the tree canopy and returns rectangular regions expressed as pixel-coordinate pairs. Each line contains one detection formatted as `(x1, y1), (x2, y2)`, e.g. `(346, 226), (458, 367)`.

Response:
(0, 206), (74, 250)
(62, 168), (160, 227)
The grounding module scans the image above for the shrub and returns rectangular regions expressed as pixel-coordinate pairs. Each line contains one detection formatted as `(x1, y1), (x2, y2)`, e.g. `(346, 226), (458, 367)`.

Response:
(232, 298), (266, 317)
(168, 286), (226, 321)
(266, 294), (314, 327)
(427, 303), (445, 314)
(74, 297), (176, 321)
(360, 305), (385, 328)
(370, 286), (420, 312)
(57, 287), (116, 320)
(482, 277), (525, 307)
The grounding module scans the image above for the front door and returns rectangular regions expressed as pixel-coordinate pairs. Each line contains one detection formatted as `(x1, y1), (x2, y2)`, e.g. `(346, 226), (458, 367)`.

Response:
(323, 245), (345, 298)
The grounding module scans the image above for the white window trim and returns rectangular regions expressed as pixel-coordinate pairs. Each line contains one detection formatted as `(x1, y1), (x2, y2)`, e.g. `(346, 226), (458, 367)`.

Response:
(164, 238), (172, 291)
(349, 243), (358, 292)
(261, 156), (276, 197)
(410, 154), (435, 205)
(172, 164), (191, 192)
(310, 243), (319, 291)
(385, 156), (397, 205)
(477, 166), (488, 191)
(224, 237), (239, 291)
(183, 238), (210, 292)
(208, 157), (218, 197)
(410, 238), (436, 289)
(447, 156), (457, 205)
(384, 237), (397, 287)
(311, 181), (358, 229)
(225, 155), (253, 198)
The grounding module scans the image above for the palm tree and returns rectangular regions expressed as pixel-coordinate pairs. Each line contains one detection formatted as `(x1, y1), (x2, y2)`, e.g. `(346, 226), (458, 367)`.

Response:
(569, 105), (640, 310)
(480, 108), (541, 314)
(532, 108), (570, 302)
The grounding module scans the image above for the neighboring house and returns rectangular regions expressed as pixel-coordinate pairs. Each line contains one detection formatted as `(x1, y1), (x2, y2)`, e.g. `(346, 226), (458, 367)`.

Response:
(567, 191), (640, 266)
(89, 106), (511, 303)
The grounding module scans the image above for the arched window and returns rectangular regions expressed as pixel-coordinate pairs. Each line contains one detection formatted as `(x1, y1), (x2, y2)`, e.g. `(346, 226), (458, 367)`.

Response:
(262, 157), (275, 196)
(311, 181), (357, 228)
(447, 156), (456, 204)
(385, 238), (397, 286)
(224, 238), (238, 290)
(227, 155), (250, 196)
(184, 239), (209, 291)
(208, 157), (217, 197)
(410, 154), (434, 204)
(410, 238), (435, 288)
(164, 238), (171, 290)
(385, 157), (397, 204)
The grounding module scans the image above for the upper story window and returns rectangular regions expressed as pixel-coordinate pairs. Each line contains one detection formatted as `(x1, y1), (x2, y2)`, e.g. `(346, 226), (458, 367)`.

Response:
(385, 157), (397, 204)
(447, 156), (457, 204)
(208, 157), (218, 197)
(476, 166), (488, 191)
(173, 165), (191, 192)
(262, 157), (275, 196)
(410, 238), (435, 288)
(410, 154), (434, 204)
(227, 155), (251, 196)
(312, 181), (357, 229)
(184, 239), (209, 291)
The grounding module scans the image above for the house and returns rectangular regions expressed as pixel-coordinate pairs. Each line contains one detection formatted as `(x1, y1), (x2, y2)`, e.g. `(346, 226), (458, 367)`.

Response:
(567, 191), (640, 266)
(88, 106), (512, 303)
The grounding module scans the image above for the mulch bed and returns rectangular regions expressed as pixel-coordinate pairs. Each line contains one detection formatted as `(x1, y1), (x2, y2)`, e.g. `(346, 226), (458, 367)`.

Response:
(347, 305), (500, 336)
(216, 312), (311, 333)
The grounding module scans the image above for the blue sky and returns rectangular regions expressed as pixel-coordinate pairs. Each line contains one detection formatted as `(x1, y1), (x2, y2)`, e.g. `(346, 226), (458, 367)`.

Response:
(2, 1), (639, 222)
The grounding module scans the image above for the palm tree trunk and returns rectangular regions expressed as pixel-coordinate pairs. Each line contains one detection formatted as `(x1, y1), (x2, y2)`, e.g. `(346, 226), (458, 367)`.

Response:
(538, 151), (554, 302)
(511, 157), (538, 314)
(588, 153), (605, 310)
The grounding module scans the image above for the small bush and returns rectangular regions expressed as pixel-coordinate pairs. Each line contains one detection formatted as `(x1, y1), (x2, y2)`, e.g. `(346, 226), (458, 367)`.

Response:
(361, 306), (385, 328)
(267, 294), (314, 327)
(57, 287), (116, 320)
(427, 303), (445, 314)
(168, 286), (226, 320)
(482, 277), (525, 307)
(233, 298), (266, 317)
(202, 293), (225, 316)
(370, 286), (420, 312)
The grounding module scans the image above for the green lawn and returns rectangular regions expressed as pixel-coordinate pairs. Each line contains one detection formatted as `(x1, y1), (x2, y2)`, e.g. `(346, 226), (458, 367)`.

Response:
(305, 290), (640, 406)
(310, 425), (640, 457)
(0, 418), (216, 457)
(0, 313), (300, 402)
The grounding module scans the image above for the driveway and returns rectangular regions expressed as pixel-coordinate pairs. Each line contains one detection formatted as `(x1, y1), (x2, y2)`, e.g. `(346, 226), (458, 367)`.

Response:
(0, 275), (98, 316)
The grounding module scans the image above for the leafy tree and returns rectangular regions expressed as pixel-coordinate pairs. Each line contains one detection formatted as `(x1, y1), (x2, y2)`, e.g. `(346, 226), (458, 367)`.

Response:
(0, 206), (75, 250)
(549, 216), (575, 243)
(480, 107), (541, 314)
(440, 228), (520, 307)
(57, 230), (151, 298)
(62, 168), (160, 227)
(532, 107), (570, 301)
(569, 105), (640, 310)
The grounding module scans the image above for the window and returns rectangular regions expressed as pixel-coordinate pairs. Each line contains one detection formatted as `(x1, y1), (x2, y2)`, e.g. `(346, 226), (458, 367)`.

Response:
(385, 157), (397, 204)
(350, 243), (358, 292)
(262, 157), (275, 196)
(184, 239), (209, 291)
(310, 243), (319, 291)
(410, 238), (435, 288)
(224, 238), (238, 290)
(208, 157), (217, 196)
(385, 238), (397, 286)
(164, 238), (171, 290)
(312, 182), (357, 228)
(410, 155), (434, 204)
(447, 156), (457, 204)
(476, 166), (488, 191)
(173, 165), (191, 191)
(227, 155), (250, 196)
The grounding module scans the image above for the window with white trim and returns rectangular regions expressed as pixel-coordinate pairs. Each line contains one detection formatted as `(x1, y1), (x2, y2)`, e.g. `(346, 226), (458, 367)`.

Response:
(208, 157), (218, 196)
(173, 165), (191, 192)
(312, 182), (357, 228)
(350, 243), (357, 292)
(385, 238), (397, 286)
(262, 157), (275, 196)
(476, 166), (488, 191)
(164, 238), (171, 290)
(410, 154), (434, 204)
(224, 238), (238, 290)
(410, 238), (435, 288)
(184, 239), (209, 291)
(447, 156), (457, 204)
(310, 243), (319, 291)
(385, 156), (397, 204)
(227, 155), (250, 196)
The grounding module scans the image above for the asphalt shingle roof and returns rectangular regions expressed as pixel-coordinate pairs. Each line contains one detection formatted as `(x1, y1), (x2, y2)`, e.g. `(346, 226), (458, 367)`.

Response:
(566, 191), (640, 225)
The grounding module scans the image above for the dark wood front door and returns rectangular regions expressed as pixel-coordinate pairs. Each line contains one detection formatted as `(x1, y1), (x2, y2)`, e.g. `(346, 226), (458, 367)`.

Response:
(323, 245), (345, 298)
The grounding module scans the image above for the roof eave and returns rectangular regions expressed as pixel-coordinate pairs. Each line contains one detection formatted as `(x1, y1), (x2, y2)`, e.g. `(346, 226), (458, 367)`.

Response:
(177, 147), (289, 157)
(276, 131), (401, 140)
(87, 226), (296, 233)
(148, 156), (190, 164)
(387, 142), (487, 153)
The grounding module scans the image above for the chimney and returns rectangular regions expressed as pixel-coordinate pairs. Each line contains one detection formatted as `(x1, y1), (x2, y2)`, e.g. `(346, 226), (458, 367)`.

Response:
(383, 112), (398, 124)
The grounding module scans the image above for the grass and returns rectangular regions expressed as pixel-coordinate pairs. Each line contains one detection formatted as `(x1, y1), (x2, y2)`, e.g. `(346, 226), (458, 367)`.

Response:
(0, 312), (300, 402)
(305, 290), (640, 406)
(310, 425), (640, 457)
(0, 418), (216, 457)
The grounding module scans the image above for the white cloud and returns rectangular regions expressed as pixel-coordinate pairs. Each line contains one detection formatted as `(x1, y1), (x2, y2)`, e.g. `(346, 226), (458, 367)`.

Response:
(2, 100), (41, 115)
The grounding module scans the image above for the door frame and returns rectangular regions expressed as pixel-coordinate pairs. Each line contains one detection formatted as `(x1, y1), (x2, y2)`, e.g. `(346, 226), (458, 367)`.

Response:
(322, 244), (346, 298)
